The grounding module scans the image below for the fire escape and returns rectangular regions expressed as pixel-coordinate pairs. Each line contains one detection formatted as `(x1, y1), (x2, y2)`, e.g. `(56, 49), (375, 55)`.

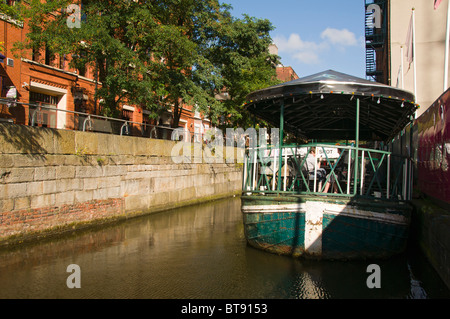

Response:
(365, 0), (388, 84)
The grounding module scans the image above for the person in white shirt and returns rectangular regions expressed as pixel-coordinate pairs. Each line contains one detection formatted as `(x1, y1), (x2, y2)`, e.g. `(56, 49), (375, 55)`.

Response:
(304, 147), (327, 192)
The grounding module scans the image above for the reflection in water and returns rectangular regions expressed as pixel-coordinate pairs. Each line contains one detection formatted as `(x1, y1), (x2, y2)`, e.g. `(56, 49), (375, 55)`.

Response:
(0, 196), (449, 299)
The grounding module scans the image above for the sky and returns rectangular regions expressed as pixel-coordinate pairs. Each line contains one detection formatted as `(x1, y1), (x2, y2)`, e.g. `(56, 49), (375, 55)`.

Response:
(221, 0), (367, 79)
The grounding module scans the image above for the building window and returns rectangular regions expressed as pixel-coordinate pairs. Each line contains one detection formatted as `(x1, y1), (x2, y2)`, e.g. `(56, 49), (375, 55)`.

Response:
(77, 64), (86, 77)
(30, 91), (59, 106)
(29, 91), (59, 128)
(73, 50), (87, 76)
(59, 54), (66, 70)
(142, 112), (152, 136)
(142, 113), (151, 125)
(44, 46), (53, 66)
(122, 109), (133, 121)
(2, 1), (22, 22)
(32, 47), (40, 62)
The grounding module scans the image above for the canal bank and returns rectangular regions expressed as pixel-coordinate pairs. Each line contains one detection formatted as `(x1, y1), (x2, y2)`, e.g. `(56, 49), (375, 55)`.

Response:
(0, 123), (242, 247)
(411, 198), (450, 290)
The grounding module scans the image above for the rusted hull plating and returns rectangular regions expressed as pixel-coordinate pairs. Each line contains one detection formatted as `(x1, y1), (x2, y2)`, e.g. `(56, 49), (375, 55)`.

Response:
(242, 195), (412, 260)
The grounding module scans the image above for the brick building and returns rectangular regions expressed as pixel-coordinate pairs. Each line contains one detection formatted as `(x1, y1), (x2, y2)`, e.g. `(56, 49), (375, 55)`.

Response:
(0, 5), (212, 138)
(269, 44), (299, 83)
(276, 66), (300, 83)
(1, 5), (297, 137)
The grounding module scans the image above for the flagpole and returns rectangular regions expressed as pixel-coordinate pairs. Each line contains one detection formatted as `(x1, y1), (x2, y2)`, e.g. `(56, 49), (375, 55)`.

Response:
(412, 8), (417, 103)
(401, 45), (404, 89)
(444, 0), (450, 91)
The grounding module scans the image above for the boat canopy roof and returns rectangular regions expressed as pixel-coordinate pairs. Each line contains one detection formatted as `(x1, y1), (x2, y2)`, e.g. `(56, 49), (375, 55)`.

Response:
(245, 70), (418, 142)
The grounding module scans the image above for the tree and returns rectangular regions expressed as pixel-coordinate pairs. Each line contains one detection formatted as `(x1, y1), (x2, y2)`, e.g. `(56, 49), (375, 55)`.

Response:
(0, 1), (22, 21)
(15, 0), (164, 118)
(207, 13), (282, 129)
(14, 0), (279, 128)
(147, 0), (228, 127)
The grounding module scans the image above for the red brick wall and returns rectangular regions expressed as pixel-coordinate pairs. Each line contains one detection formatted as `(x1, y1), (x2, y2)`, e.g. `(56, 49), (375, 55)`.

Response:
(1, 17), (27, 123)
(276, 66), (299, 83)
(0, 198), (125, 240)
(1, 16), (210, 135)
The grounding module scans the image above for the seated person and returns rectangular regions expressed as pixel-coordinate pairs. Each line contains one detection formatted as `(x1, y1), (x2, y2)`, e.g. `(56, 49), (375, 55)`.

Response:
(324, 148), (344, 193)
(324, 168), (344, 193)
(304, 147), (327, 192)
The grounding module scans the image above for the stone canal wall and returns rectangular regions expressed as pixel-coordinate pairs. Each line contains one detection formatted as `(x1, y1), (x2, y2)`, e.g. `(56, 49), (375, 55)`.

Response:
(0, 123), (243, 246)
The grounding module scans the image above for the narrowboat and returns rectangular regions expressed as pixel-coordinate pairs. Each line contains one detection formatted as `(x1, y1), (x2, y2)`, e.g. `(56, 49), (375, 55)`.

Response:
(241, 70), (418, 260)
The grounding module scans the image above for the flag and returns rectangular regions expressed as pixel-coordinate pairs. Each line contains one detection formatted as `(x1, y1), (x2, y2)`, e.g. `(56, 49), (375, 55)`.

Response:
(435, 0), (443, 10)
(405, 13), (414, 72)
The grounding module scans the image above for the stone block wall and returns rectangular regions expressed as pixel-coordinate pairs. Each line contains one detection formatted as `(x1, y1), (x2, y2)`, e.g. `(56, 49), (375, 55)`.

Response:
(0, 123), (243, 245)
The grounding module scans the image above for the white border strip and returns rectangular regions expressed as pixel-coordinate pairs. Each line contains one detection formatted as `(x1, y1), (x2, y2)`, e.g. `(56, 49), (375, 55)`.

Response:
(30, 81), (67, 95)
(242, 202), (408, 225)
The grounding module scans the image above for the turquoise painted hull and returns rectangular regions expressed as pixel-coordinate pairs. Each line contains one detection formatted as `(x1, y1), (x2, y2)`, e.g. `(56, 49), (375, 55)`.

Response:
(242, 194), (412, 260)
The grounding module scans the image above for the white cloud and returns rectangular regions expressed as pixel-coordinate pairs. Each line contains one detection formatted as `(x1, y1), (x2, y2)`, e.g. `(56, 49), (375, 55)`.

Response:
(274, 28), (359, 65)
(274, 33), (324, 53)
(274, 33), (326, 64)
(293, 51), (320, 64)
(320, 28), (357, 46)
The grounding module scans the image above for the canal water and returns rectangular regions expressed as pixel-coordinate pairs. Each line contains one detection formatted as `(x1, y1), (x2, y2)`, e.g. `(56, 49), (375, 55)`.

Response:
(0, 196), (449, 300)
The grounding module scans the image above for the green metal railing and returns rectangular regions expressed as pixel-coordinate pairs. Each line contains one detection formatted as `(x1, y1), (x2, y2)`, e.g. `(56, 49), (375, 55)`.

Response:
(242, 143), (413, 201)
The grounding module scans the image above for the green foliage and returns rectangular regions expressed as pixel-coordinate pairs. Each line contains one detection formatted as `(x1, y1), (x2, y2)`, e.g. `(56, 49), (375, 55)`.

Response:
(208, 13), (281, 128)
(0, 1), (23, 21)
(14, 0), (280, 128)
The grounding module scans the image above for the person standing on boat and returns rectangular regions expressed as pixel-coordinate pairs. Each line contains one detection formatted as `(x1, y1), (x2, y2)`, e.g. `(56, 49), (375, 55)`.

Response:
(305, 147), (327, 192)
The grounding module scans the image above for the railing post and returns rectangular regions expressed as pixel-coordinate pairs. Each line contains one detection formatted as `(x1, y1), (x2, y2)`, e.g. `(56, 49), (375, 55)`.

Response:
(283, 150), (287, 191)
(83, 115), (92, 132)
(347, 148), (351, 194)
(403, 158), (408, 200)
(387, 154), (391, 199)
(31, 107), (38, 126)
(360, 150), (365, 195)
(272, 149), (277, 191)
(120, 121), (129, 136)
(277, 100), (284, 192)
(252, 147), (257, 191)
(354, 98), (360, 195)
(314, 146), (318, 192)
(243, 153), (248, 191)
(409, 158), (413, 200)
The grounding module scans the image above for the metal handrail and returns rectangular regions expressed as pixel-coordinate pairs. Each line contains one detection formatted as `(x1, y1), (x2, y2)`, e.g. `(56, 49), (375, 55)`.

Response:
(0, 98), (203, 141)
(1, 98), (147, 127)
(120, 121), (129, 136)
(83, 115), (93, 132)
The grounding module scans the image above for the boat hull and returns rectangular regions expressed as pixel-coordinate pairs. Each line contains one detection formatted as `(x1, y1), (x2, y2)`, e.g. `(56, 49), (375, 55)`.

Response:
(241, 194), (412, 260)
